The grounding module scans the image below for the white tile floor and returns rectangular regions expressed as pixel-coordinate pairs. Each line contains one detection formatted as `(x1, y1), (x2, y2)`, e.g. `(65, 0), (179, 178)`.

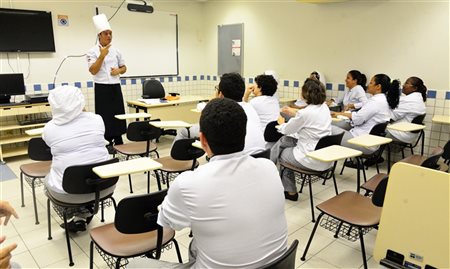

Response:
(1, 136), (388, 268)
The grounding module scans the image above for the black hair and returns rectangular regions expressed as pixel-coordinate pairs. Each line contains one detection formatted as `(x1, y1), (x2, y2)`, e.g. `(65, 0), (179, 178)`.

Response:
(218, 73), (245, 102)
(255, 74), (278, 96)
(310, 71), (320, 81)
(348, 70), (367, 91)
(301, 78), (326, 105)
(408, 76), (427, 102)
(373, 74), (400, 109)
(199, 98), (246, 155)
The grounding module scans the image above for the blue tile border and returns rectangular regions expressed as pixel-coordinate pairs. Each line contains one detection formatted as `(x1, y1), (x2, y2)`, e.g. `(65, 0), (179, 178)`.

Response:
(168, 77), (173, 82)
(184, 76), (190, 81)
(283, 80), (289, 87)
(293, 81), (299, 88)
(213, 76), (217, 81)
(48, 83), (55, 90)
(326, 83), (332, 90)
(62, 82), (69, 86)
(445, 91), (450, 100)
(249, 78), (254, 84)
(33, 84), (41, 91)
(120, 79), (126, 85)
(200, 75), (205, 80)
(74, 82), (81, 88)
(427, 90), (436, 99)
(193, 75), (197, 81)
(207, 75), (211, 81)
(338, 84), (345, 91)
(131, 79), (136, 85)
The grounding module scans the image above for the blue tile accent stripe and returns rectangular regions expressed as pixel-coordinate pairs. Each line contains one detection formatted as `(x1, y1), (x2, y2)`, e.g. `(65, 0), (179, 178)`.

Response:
(33, 84), (41, 91)
(168, 77), (173, 82)
(326, 83), (332, 90)
(62, 82), (69, 86)
(213, 76), (217, 81)
(48, 83), (55, 90)
(87, 81), (93, 88)
(293, 81), (299, 88)
(338, 84), (345, 91)
(74, 82), (81, 88)
(200, 75), (205, 80)
(131, 79), (136, 85)
(427, 90), (436, 99)
(185, 76), (190, 81)
(177, 76), (181, 82)
(207, 75), (211, 81)
(446, 91), (450, 100)
(284, 80), (289, 87)
(193, 75), (197, 81)
(159, 77), (165, 82)
(120, 79), (126, 85)
(249, 78), (254, 84)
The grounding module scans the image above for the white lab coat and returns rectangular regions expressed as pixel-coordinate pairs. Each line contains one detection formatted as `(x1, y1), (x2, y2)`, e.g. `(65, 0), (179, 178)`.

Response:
(86, 44), (125, 84)
(350, 93), (390, 137)
(387, 92), (426, 143)
(158, 151), (288, 269)
(278, 103), (332, 171)
(249, 95), (280, 133)
(335, 85), (368, 109)
(43, 112), (109, 193)
(239, 102), (266, 154)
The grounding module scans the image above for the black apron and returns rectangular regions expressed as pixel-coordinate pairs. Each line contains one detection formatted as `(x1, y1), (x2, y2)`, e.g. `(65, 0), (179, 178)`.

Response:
(94, 83), (126, 138)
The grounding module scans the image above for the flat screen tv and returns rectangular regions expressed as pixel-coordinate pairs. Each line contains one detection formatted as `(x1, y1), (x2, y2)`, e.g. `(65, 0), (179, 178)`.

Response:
(0, 8), (55, 52)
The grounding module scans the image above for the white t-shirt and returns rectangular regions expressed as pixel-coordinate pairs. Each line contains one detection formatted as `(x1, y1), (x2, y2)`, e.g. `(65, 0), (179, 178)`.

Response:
(350, 93), (390, 137)
(43, 112), (109, 193)
(249, 95), (280, 133)
(239, 102), (266, 154)
(158, 152), (288, 269)
(279, 103), (332, 171)
(387, 92), (426, 143)
(86, 44), (125, 84)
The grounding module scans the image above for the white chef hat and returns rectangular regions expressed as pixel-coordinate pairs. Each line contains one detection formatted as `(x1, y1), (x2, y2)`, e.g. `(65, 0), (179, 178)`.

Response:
(48, 85), (85, 125)
(93, 13), (111, 34)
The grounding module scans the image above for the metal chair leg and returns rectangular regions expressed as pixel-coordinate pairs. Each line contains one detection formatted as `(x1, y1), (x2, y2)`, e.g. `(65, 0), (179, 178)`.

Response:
(101, 201), (105, 222)
(128, 174), (133, 193)
(31, 178), (39, 224)
(340, 158), (347, 175)
(307, 176), (315, 223)
(359, 228), (368, 269)
(172, 239), (183, 263)
(301, 212), (324, 261)
(147, 171), (151, 193)
(154, 170), (162, 191)
(47, 199), (52, 240)
(334, 221), (343, 238)
(115, 258), (121, 269)
(299, 174), (306, 193)
(89, 241), (94, 269)
(20, 173), (25, 207)
(332, 173), (339, 195)
(63, 211), (74, 266)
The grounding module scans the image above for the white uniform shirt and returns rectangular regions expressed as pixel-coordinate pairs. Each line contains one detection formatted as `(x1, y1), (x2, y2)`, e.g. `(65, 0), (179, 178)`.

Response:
(43, 113), (109, 193)
(335, 85), (368, 109)
(157, 152), (288, 269)
(249, 95), (280, 133)
(350, 93), (390, 137)
(387, 92), (426, 143)
(279, 103), (332, 171)
(86, 44), (125, 84)
(239, 102), (266, 154)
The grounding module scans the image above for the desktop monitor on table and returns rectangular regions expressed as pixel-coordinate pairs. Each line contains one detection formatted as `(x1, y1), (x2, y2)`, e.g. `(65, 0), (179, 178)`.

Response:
(0, 73), (26, 104)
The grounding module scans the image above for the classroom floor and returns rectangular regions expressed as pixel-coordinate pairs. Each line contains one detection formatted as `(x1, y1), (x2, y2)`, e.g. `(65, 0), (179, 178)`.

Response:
(1, 136), (387, 269)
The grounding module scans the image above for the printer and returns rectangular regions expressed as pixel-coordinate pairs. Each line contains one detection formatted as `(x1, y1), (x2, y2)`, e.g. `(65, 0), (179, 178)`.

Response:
(25, 93), (49, 103)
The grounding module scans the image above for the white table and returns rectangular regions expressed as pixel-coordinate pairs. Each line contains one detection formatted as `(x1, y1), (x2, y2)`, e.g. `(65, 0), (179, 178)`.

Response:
(306, 145), (362, 162)
(92, 157), (163, 178)
(387, 122), (425, 132)
(149, 120), (192, 129)
(432, 115), (450, 125)
(115, 113), (151, 120)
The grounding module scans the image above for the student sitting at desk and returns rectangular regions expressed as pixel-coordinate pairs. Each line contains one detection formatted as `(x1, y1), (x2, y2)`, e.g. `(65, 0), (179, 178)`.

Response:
(174, 72), (265, 155)
(270, 78), (332, 201)
(332, 74), (400, 155)
(387, 76), (427, 143)
(129, 98), (288, 268)
(42, 86), (114, 233)
(243, 74), (280, 133)
(327, 70), (368, 113)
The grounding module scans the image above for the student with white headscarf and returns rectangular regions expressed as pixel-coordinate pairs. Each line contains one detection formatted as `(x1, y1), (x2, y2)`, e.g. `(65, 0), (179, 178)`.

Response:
(87, 14), (127, 153)
(43, 85), (114, 233)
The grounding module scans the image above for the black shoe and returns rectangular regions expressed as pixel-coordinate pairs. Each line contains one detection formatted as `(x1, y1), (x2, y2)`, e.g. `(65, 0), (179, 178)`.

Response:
(344, 160), (359, 169)
(284, 191), (298, 201)
(60, 220), (86, 233)
(364, 156), (384, 167)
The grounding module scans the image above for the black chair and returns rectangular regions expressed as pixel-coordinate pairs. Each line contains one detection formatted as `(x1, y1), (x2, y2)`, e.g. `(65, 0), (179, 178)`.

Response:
(340, 122), (389, 183)
(46, 158), (119, 267)
(142, 79), (165, 99)
(89, 189), (182, 269)
(20, 137), (52, 224)
(114, 121), (161, 193)
(301, 177), (388, 269)
(260, 239), (299, 269)
(441, 140), (450, 166)
(399, 147), (444, 170)
(391, 114), (426, 157)
(279, 132), (345, 222)
(264, 121), (283, 143)
(154, 138), (205, 190)
(251, 148), (271, 159)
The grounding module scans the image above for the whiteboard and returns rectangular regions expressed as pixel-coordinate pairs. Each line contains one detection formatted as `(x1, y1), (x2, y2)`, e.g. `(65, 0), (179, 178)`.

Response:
(97, 5), (178, 78)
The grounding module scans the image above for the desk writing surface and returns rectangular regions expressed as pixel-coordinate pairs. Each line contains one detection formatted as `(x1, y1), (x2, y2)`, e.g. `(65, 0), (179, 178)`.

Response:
(374, 163), (449, 268)
(387, 122), (425, 132)
(115, 113), (151, 120)
(25, 127), (44, 136)
(192, 140), (202, 149)
(92, 157), (162, 178)
(149, 121), (192, 128)
(432, 115), (450, 124)
(306, 145), (362, 162)
(347, 134), (392, 148)
(127, 95), (210, 109)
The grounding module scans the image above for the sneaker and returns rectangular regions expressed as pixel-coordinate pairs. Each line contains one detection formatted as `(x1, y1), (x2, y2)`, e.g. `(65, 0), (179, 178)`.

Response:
(284, 191), (299, 201)
(60, 219), (86, 233)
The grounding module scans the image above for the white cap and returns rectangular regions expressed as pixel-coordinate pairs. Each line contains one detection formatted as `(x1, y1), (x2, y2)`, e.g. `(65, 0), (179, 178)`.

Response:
(93, 13), (111, 34)
(48, 85), (85, 125)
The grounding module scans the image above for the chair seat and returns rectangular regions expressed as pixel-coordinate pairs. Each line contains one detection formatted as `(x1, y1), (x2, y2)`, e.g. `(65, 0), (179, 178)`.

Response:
(361, 173), (388, 193)
(20, 161), (52, 177)
(90, 224), (175, 257)
(280, 161), (329, 176)
(399, 155), (425, 166)
(114, 141), (157, 156)
(155, 156), (199, 172)
(316, 191), (382, 227)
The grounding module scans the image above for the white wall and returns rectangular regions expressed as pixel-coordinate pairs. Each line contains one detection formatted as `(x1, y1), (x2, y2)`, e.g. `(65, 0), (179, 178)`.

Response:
(0, 0), (206, 85)
(202, 0), (449, 90)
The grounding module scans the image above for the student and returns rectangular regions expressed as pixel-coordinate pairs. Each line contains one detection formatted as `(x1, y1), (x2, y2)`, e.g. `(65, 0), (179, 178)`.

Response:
(174, 73), (265, 155)
(43, 85), (114, 232)
(270, 78), (332, 201)
(332, 74), (400, 154)
(0, 200), (18, 269)
(291, 70), (326, 110)
(129, 98), (288, 268)
(327, 70), (368, 112)
(243, 74), (280, 133)
(387, 76), (427, 143)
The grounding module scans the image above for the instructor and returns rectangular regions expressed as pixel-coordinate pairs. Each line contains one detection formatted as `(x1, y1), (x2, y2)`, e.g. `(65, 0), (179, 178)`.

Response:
(87, 14), (127, 152)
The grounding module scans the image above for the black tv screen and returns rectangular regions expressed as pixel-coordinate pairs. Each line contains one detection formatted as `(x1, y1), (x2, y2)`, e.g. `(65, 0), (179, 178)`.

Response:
(0, 8), (55, 52)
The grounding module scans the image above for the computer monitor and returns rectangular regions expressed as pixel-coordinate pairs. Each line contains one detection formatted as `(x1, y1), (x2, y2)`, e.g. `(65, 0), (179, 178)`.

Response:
(0, 73), (26, 104)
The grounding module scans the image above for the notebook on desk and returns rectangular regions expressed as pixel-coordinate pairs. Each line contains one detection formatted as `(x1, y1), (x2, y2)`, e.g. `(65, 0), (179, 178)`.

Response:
(137, 98), (168, 104)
